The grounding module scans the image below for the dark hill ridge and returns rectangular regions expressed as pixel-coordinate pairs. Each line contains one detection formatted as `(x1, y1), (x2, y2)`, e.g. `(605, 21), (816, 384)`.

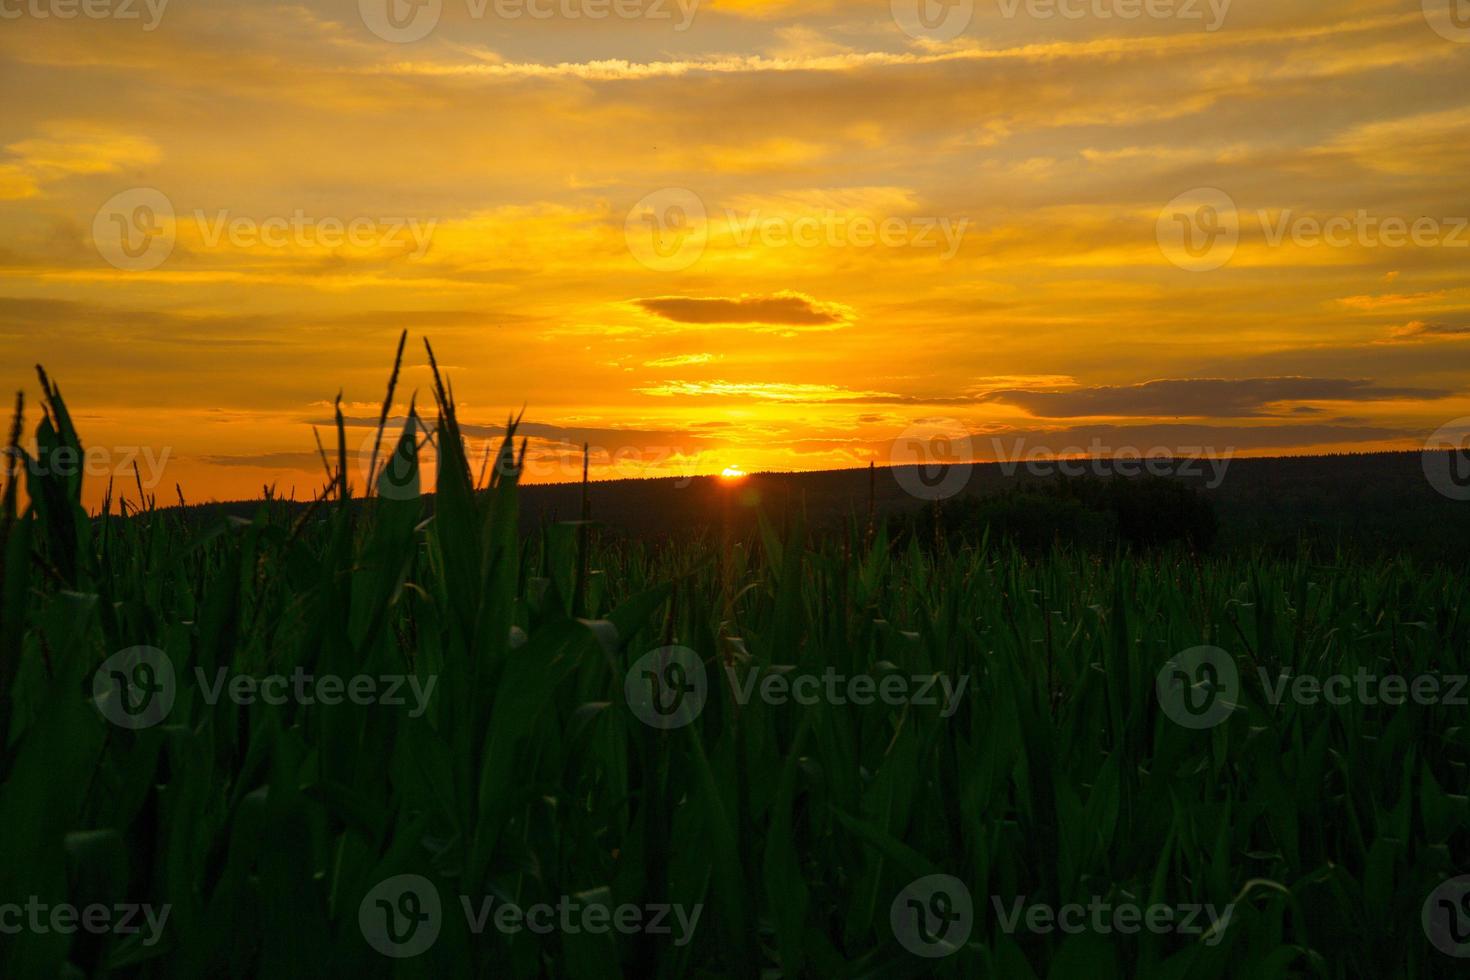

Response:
(522, 450), (1467, 553)
(165, 451), (1468, 559)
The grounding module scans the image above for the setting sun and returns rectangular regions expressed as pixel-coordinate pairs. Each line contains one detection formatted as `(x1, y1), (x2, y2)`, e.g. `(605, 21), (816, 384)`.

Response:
(720, 466), (747, 480)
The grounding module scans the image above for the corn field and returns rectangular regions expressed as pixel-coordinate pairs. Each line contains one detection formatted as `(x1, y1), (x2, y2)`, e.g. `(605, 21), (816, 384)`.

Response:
(1, 341), (1467, 978)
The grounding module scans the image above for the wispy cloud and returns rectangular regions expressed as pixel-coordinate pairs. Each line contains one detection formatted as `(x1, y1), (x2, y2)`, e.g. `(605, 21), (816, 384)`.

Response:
(637, 380), (892, 401)
(979, 378), (1449, 419)
(643, 353), (718, 367)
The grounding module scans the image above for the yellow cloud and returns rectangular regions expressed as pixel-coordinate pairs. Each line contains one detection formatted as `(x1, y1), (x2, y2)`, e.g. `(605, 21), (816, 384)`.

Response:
(0, 124), (159, 200)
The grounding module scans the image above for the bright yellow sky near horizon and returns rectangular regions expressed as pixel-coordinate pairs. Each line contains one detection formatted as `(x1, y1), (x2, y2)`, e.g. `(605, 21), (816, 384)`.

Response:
(3, 0), (1470, 507)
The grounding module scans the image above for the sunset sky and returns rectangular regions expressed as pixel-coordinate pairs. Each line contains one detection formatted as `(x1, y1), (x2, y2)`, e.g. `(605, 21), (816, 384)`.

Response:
(3, 0), (1469, 506)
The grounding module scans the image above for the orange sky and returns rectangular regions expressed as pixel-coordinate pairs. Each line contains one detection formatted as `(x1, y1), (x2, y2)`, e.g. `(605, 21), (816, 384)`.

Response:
(3, 0), (1470, 507)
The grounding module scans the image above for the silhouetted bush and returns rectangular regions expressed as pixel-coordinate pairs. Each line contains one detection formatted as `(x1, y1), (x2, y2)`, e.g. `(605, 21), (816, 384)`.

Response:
(897, 476), (1217, 554)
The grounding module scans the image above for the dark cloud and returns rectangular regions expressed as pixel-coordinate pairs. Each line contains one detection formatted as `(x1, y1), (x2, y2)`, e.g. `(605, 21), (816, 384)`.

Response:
(1385, 320), (1470, 343)
(635, 294), (847, 326)
(1191, 340), (1470, 383)
(200, 451), (330, 469)
(977, 377), (1448, 419)
(826, 394), (977, 405)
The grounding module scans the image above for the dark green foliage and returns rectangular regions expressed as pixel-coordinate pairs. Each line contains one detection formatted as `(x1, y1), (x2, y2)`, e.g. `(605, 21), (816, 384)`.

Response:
(0, 354), (1467, 978)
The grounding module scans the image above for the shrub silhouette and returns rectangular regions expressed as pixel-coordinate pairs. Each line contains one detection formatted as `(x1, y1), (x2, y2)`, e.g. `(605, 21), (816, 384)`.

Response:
(900, 475), (1217, 553)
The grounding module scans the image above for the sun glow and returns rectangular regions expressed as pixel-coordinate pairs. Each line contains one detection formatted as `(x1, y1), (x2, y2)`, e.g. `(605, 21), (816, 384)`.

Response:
(720, 465), (747, 479)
